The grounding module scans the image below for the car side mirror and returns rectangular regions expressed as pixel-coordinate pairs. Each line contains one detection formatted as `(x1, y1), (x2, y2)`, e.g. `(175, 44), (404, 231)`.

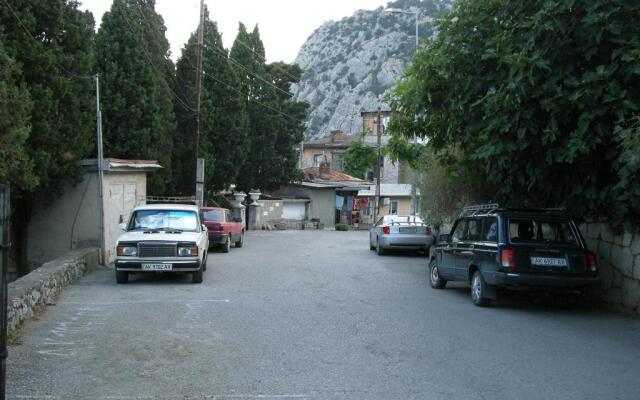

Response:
(119, 222), (127, 232)
(439, 234), (449, 243)
(201, 224), (207, 231)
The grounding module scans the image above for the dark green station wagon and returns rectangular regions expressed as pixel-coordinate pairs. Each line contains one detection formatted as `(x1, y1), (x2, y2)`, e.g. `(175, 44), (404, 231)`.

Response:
(429, 204), (600, 306)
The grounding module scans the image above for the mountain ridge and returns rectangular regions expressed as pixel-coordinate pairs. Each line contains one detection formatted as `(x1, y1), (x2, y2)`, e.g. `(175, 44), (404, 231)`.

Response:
(291, 0), (451, 139)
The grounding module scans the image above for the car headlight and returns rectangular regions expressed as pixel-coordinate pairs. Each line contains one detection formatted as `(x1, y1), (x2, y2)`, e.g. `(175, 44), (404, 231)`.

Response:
(178, 246), (198, 257)
(117, 246), (137, 256)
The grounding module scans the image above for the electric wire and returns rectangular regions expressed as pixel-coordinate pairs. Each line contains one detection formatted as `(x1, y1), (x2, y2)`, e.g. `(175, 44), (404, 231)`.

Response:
(122, 4), (196, 113)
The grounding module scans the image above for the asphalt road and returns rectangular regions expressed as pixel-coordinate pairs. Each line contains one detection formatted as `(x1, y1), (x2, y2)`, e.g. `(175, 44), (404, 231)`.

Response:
(7, 230), (640, 400)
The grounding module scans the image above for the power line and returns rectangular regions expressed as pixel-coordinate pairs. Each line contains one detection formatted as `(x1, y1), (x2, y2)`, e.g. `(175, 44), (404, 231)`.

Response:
(203, 72), (306, 126)
(231, 36), (301, 83)
(204, 36), (292, 99)
(122, 4), (196, 112)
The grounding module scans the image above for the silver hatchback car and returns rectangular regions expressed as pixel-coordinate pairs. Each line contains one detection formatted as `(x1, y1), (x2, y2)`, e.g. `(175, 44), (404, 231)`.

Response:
(369, 215), (434, 255)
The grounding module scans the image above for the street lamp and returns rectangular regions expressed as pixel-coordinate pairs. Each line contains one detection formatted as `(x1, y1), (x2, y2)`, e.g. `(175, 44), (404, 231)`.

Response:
(384, 7), (420, 216)
(384, 8), (419, 49)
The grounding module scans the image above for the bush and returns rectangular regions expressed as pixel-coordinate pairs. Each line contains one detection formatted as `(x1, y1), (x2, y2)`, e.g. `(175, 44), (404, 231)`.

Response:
(335, 223), (349, 231)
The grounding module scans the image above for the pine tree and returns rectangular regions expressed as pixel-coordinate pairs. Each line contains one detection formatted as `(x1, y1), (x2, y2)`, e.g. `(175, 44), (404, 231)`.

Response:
(95, 0), (176, 194)
(173, 10), (248, 196)
(0, 0), (95, 274)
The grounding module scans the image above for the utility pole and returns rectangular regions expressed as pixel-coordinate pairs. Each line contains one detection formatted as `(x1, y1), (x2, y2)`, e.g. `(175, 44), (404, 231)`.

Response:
(1, 187), (9, 400)
(95, 74), (105, 265)
(194, 0), (205, 206)
(373, 108), (382, 223)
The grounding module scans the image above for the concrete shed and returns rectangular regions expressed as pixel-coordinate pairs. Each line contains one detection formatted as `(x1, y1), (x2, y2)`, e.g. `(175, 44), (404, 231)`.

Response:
(27, 158), (161, 268)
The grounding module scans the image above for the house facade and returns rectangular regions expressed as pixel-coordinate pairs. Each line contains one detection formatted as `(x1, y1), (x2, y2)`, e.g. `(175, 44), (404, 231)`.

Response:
(299, 130), (358, 172)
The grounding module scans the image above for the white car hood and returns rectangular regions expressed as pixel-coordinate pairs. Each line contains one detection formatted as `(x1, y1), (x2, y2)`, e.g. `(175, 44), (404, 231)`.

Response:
(117, 230), (201, 243)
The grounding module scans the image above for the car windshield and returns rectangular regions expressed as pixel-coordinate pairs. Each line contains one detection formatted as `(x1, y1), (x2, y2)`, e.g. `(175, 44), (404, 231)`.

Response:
(201, 209), (224, 222)
(508, 218), (578, 245)
(129, 209), (199, 231)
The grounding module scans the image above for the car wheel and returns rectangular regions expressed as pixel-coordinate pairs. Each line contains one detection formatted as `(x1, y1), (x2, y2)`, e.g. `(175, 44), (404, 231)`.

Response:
(222, 235), (231, 253)
(376, 239), (385, 256)
(192, 266), (203, 283)
(369, 235), (376, 250)
(471, 270), (491, 307)
(429, 258), (446, 289)
(202, 252), (207, 272)
(116, 270), (128, 284)
(235, 232), (244, 248)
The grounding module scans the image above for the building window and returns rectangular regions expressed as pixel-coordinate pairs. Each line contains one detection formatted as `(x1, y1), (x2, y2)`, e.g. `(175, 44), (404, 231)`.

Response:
(313, 154), (324, 167)
(390, 200), (399, 215)
(331, 152), (344, 172)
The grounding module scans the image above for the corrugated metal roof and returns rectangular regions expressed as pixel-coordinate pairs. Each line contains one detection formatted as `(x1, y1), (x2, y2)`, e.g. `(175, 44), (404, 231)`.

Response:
(303, 167), (369, 184)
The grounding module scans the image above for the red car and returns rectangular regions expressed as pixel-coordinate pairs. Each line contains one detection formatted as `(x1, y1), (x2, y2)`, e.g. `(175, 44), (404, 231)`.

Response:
(199, 207), (244, 252)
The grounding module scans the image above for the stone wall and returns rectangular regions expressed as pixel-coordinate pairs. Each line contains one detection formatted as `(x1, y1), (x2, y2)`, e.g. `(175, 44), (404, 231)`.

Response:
(7, 247), (100, 332)
(579, 223), (640, 315)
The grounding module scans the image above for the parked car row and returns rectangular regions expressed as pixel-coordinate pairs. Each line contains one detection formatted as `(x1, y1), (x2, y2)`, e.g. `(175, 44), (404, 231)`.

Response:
(368, 205), (600, 307)
(113, 204), (245, 284)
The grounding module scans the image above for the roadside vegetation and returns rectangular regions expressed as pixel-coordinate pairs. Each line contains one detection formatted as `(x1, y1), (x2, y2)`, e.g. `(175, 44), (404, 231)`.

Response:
(388, 0), (640, 228)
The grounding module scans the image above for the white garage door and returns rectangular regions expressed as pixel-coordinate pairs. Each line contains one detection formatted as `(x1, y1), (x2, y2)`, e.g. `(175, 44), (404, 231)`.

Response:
(282, 202), (306, 220)
(107, 183), (137, 262)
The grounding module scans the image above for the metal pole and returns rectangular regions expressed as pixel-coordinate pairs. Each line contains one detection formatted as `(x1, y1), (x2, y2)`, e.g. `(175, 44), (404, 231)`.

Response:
(374, 108), (382, 222)
(95, 75), (106, 265)
(194, 0), (205, 199)
(415, 12), (419, 49)
(411, 11), (419, 215)
(0, 186), (10, 400)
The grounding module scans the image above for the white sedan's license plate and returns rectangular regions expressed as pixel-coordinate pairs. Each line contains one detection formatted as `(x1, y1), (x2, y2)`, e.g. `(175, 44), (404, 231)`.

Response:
(141, 263), (173, 271)
(400, 227), (417, 234)
(531, 257), (567, 267)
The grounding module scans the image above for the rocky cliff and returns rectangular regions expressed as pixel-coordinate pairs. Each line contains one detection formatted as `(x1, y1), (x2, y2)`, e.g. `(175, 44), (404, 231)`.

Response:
(292, 0), (451, 139)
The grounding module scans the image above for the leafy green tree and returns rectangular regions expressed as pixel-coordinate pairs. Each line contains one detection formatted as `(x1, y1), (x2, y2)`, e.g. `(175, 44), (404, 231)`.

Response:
(344, 140), (378, 179)
(95, 0), (176, 194)
(173, 10), (249, 196)
(390, 0), (640, 225)
(0, 39), (34, 189)
(1, 0), (95, 274)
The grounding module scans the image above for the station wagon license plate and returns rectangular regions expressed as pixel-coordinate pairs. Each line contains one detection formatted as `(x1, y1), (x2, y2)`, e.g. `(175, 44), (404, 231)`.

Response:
(141, 263), (173, 271)
(530, 257), (567, 267)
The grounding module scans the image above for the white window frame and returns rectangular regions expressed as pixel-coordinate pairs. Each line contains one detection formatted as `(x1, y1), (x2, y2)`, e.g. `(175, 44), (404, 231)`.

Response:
(389, 200), (399, 215)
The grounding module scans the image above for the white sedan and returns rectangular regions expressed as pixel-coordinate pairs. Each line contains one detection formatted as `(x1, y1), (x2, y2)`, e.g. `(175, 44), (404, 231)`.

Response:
(114, 204), (209, 283)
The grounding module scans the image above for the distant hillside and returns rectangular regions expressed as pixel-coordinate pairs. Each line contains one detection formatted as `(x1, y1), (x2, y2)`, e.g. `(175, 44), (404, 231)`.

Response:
(291, 0), (451, 139)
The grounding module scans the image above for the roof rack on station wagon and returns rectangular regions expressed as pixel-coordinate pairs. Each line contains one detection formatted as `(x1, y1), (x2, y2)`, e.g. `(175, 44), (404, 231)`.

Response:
(460, 203), (500, 217)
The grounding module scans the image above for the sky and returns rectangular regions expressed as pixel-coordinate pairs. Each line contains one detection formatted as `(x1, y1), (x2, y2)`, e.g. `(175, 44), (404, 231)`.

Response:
(79, 0), (389, 63)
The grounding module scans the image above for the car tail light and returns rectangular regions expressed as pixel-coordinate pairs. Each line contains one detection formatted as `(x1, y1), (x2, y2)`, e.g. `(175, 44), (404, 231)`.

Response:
(501, 248), (515, 269)
(382, 226), (390, 234)
(425, 226), (432, 236)
(585, 251), (598, 272)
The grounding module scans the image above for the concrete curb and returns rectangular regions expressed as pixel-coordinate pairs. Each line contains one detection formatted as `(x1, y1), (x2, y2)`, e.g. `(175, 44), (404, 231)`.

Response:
(7, 247), (100, 332)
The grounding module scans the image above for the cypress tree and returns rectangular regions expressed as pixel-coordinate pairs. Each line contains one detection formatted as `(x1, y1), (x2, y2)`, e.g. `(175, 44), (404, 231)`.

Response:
(95, 0), (176, 194)
(173, 10), (248, 196)
(0, 0), (95, 274)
